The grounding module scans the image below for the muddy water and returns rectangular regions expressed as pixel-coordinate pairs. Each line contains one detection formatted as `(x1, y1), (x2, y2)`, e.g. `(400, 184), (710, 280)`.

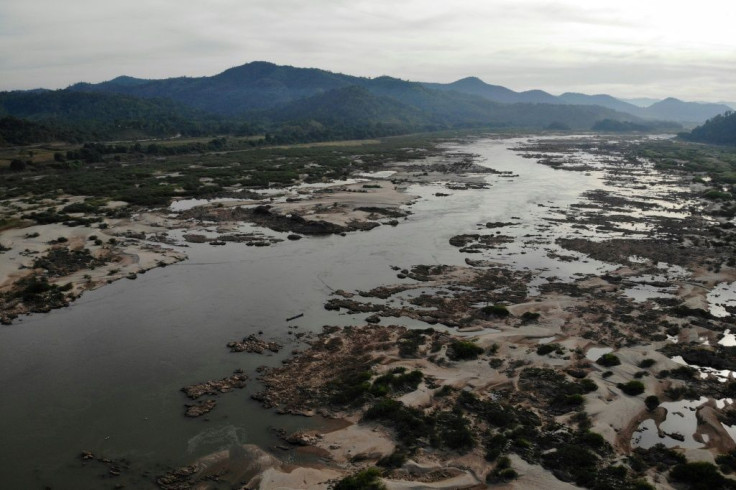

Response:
(0, 135), (686, 488)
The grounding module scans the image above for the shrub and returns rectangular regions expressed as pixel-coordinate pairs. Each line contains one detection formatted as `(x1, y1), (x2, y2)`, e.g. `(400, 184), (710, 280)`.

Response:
(579, 378), (598, 393)
(457, 391), (517, 428)
(645, 395), (660, 411)
(334, 468), (386, 490)
(370, 369), (423, 396)
(669, 462), (736, 490)
(578, 431), (607, 451)
(596, 353), (621, 367)
(639, 358), (656, 368)
(435, 409), (475, 451)
(377, 450), (407, 469)
(447, 340), (484, 361)
(618, 381), (645, 396)
(537, 343), (563, 356)
(364, 399), (432, 447)
(434, 385), (454, 397)
(329, 370), (373, 405)
(716, 450), (736, 474)
(484, 433), (508, 461)
(486, 456), (518, 483)
(542, 444), (599, 487)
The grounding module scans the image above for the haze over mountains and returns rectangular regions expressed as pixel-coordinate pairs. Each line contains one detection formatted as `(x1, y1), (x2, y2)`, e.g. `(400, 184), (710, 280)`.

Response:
(0, 61), (732, 144)
(426, 76), (732, 124)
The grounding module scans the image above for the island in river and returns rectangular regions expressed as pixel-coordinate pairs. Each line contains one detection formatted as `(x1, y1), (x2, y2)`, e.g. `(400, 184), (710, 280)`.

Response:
(2, 132), (736, 489)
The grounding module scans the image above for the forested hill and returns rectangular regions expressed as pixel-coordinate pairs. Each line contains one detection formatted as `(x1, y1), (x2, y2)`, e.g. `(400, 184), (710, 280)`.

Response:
(0, 90), (236, 142)
(681, 111), (736, 145)
(1, 61), (686, 145)
(65, 61), (640, 128)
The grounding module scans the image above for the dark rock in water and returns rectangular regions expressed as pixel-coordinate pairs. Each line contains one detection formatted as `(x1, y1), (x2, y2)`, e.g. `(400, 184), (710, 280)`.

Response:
(485, 221), (515, 228)
(185, 399), (217, 417)
(182, 233), (207, 243)
(181, 371), (249, 399)
(287, 234), (302, 240)
(365, 315), (381, 324)
(667, 431), (685, 442)
(354, 206), (407, 218)
(227, 335), (281, 354)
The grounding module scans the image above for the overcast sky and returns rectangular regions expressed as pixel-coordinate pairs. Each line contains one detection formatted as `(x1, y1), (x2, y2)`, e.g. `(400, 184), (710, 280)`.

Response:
(1, 0), (734, 102)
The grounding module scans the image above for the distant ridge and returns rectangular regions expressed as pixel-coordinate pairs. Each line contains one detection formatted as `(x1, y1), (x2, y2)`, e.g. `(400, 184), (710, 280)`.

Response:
(1, 60), (719, 144)
(59, 61), (653, 130)
(425, 77), (730, 124)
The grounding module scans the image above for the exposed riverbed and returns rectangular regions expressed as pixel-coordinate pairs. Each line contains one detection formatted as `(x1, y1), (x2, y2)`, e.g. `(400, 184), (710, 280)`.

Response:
(1, 134), (734, 488)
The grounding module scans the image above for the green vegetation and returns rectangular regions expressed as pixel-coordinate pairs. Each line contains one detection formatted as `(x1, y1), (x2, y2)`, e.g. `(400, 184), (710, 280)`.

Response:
(0, 133), (448, 209)
(518, 367), (594, 414)
(631, 443), (686, 472)
(669, 461), (736, 490)
(447, 340), (484, 361)
(369, 368), (423, 397)
(4, 275), (71, 310)
(333, 468), (386, 490)
(617, 381), (645, 396)
(536, 343), (563, 356)
(644, 395), (660, 411)
(635, 139), (736, 200)
(363, 399), (475, 452)
(681, 111), (736, 146)
(638, 358), (656, 369)
(328, 370), (373, 406)
(596, 353), (621, 367)
(397, 329), (432, 358)
(716, 449), (736, 474)
(376, 450), (408, 469)
(486, 456), (518, 483)
(457, 391), (519, 428)
(32, 248), (107, 277)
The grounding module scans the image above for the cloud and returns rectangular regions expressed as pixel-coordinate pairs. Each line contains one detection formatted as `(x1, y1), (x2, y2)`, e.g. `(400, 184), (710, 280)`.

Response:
(0, 0), (733, 101)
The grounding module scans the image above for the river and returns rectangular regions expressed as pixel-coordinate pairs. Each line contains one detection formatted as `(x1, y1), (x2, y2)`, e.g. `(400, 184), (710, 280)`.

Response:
(0, 135), (700, 488)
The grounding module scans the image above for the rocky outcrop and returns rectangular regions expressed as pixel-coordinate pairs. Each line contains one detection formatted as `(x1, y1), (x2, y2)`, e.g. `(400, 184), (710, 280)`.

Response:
(227, 335), (281, 354)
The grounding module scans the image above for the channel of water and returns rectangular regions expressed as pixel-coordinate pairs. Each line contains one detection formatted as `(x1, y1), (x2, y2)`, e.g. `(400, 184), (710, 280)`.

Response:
(0, 135), (704, 487)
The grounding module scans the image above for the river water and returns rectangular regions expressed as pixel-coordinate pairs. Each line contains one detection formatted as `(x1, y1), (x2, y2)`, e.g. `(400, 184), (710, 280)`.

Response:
(0, 135), (708, 488)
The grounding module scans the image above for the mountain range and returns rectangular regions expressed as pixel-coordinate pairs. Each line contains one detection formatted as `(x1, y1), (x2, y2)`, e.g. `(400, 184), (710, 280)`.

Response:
(425, 76), (731, 124)
(0, 61), (731, 144)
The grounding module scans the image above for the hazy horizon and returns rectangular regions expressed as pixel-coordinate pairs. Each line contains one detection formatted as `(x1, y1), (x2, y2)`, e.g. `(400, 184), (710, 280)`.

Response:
(2, 0), (734, 103)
